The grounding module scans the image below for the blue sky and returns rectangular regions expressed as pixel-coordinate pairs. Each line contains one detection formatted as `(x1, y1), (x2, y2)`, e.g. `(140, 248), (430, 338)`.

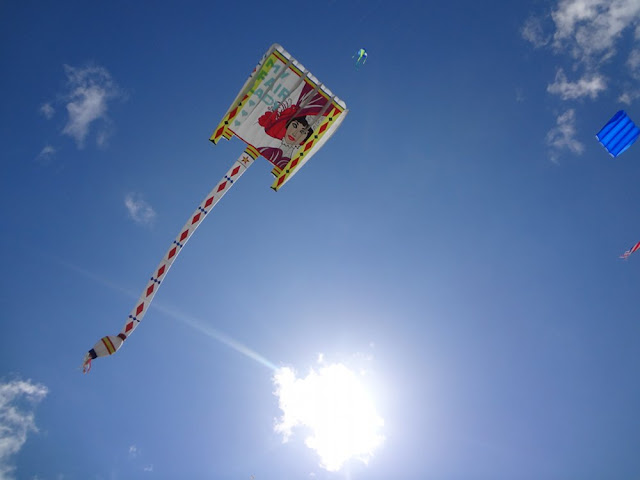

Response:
(2, 0), (640, 479)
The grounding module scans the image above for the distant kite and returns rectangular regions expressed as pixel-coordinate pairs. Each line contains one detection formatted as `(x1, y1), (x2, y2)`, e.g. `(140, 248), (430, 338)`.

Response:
(596, 110), (639, 157)
(353, 48), (367, 69)
(81, 44), (348, 373)
(620, 240), (640, 260)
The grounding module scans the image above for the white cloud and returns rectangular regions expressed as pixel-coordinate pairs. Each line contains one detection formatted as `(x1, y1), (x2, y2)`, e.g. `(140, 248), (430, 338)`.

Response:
(273, 362), (384, 472)
(0, 379), (48, 480)
(619, 49), (640, 102)
(522, 15), (551, 47)
(547, 68), (607, 99)
(627, 48), (640, 77)
(95, 128), (112, 149)
(124, 193), (156, 226)
(61, 64), (121, 149)
(39, 103), (54, 119)
(36, 145), (56, 163)
(618, 89), (640, 104)
(524, 1), (640, 159)
(524, 1), (640, 103)
(551, 0), (640, 64)
(129, 444), (153, 473)
(546, 109), (585, 161)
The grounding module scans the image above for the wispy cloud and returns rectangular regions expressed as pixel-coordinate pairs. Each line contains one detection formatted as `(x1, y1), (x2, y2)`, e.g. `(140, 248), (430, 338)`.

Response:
(124, 193), (156, 226)
(61, 64), (121, 148)
(627, 48), (640, 76)
(128, 444), (153, 473)
(522, 0), (640, 160)
(521, 15), (551, 48)
(546, 109), (585, 162)
(40, 64), (123, 152)
(273, 360), (384, 472)
(550, 0), (640, 64)
(39, 103), (55, 119)
(36, 145), (56, 163)
(523, 0), (640, 92)
(547, 68), (607, 99)
(0, 379), (48, 480)
(620, 47), (640, 102)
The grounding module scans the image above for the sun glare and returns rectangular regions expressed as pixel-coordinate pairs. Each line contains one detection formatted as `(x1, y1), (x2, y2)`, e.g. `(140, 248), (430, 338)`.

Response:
(273, 362), (384, 472)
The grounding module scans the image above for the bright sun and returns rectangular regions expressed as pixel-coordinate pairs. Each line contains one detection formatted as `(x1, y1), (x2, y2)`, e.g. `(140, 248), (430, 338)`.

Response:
(273, 362), (385, 472)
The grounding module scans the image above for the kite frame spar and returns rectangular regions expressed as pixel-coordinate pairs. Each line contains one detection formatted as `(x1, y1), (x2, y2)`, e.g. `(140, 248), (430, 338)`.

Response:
(82, 44), (347, 372)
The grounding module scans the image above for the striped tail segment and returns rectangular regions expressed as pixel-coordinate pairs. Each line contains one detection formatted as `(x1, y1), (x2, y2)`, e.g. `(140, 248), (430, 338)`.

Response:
(82, 148), (257, 373)
(620, 240), (640, 260)
(82, 334), (126, 373)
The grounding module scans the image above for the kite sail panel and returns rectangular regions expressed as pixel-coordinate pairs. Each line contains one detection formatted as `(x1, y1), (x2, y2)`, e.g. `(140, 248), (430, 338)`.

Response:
(353, 48), (367, 69)
(211, 44), (348, 191)
(596, 110), (639, 157)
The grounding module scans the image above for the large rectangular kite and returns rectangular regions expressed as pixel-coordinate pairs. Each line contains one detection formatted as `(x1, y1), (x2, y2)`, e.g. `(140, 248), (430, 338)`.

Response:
(82, 44), (348, 372)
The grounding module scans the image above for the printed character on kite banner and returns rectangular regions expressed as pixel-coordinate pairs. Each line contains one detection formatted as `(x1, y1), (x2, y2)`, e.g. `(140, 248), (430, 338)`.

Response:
(211, 46), (347, 183)
(258, 112), (314, 168)
(256, 82), (334, 168)
(82, 44), (347, 373)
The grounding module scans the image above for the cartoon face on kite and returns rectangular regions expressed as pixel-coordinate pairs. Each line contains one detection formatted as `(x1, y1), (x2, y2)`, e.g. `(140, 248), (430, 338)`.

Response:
(228, 78), (341, 171)
(284, 117), (313, 146)
(255, 105), (316, 168)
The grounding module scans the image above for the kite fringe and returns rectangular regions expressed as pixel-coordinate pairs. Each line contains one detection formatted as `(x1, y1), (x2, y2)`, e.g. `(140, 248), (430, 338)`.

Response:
(81, 354), (92, 374)
(620, 240), (640, 260)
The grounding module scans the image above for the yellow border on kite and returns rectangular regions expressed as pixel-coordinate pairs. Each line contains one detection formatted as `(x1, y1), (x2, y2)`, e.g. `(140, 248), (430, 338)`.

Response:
(209, 52), (280, 144)
(270, 104), (344, 191)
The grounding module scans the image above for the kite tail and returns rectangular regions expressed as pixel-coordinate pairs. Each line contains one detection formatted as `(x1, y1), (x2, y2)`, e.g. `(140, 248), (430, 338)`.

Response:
(620, 241), (640, 260)
(81, 149), (258, 374)
(81, 353), (92, 374)
(82, 334), (126, 374)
